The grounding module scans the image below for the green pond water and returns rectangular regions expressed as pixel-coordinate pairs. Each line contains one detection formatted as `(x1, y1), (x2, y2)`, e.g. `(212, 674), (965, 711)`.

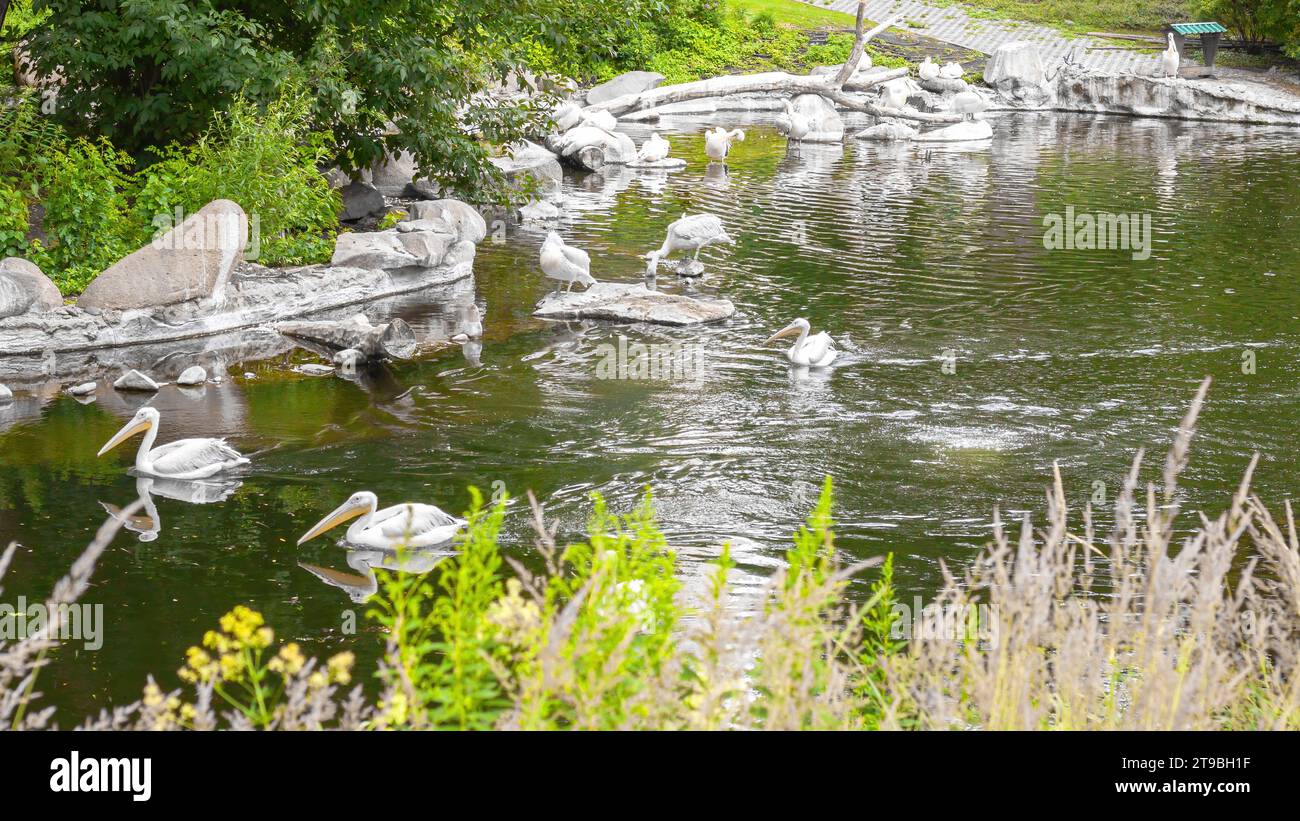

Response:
(2, 112), (1298, 718)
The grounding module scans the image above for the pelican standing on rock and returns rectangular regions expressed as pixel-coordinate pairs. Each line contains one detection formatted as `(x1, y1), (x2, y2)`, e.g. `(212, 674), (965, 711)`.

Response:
(1161, 33), (1180, 78)
(779, 99), (810, 152)
(918, 56), (940, 82)
(645, 214), (735, 277)
(97, 407), (248, 479)
(298, 491), (466, 550)
(951, 89), (989, 120)
(637, 132), (671, 163)
(939, 61), (964, 80)
(704, 127), (745, 162)
(766, 318), (838, 368)
(540, 232), (596, 295)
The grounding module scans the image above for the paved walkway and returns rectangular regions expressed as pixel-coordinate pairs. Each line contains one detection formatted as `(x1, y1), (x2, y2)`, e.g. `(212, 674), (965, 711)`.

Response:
(803, 0), (1161, 74)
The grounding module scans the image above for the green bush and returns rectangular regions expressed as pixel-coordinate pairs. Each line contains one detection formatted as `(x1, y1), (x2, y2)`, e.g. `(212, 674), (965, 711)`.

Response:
(0, 182), (30, 258)
(131, 92), (341, 268)
(34, 138), (135, 294)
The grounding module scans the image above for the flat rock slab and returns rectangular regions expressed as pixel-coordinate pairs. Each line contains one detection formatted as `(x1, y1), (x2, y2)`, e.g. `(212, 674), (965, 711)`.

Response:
(914, 119), (993, 142)
(533, 282), (734, 326)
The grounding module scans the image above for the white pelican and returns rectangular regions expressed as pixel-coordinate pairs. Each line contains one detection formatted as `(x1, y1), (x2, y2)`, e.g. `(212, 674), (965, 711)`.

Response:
(918, 56), (940, 82)
(766, 318), (838, 368)
(636, 132), (671, 163)
(951, 90), (989, 120)
(704, 127), (745, 162)
(878, 76), (921, 110)
(779, 99), (810, 151)
(540, 231), (595, 295)
(939, 61), (964, 80)
(645, 213), (734, 277)
(97, 407), (248, 479)
(1161, 33), (1180, 78)
(298, 491), (465, 550)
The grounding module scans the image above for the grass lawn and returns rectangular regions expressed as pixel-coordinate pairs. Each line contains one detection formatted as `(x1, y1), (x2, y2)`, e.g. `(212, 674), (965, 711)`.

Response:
(731, 0), (857, 29)
(929, 0), (1192, 36)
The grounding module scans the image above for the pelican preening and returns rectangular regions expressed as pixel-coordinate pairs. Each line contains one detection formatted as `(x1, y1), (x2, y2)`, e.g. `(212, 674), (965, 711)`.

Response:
(951, 90), (989, 121)
(1161, 33), (1180, 78)
(704, 127), (745, 162)
(636, 132), (671, 163)
(645, 213), (735, 277)
(939, 61), (964, 80)
(540, 231), (596, 295)
(97, 407), (248, 479)
(918, 56), (940, 82)
(298, 491), (466, 550)
(766, 318), (838, 368)
(779, 99), (811, 152)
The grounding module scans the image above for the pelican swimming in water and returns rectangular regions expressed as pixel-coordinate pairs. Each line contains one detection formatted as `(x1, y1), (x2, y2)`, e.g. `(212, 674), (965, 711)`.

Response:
(766, 318), (838, 368)
(645, 213), (734, 277)
(1161, 33), (1180, 78)
(637, 132), (671, 163)
(540, 231), (595, 295)
(297, 491), (466, 550)
(704, 127), (745, 162)
(97, 406), (248, 479)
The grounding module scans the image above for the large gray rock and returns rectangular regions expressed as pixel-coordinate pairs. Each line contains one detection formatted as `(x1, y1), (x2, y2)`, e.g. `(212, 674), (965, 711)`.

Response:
(533, 282), (734, 326)
(491, 141), (563, 191)
(0, 383), (11, 404)
(406, 200), (487, 244)
(914, 120), (993, 142)
(369, 150), (417, 197)
(331, 229), (454, 271)
(585, 71), (665, 107)
(855, 121), (917, 141)
(78, 200), (247, 311)
(0, 258), (62, 318)
(276, 314), (418, 360)
(983, 41), (1050, 105)
(340, 181), (387, 221)
(176, 366), (207, 386)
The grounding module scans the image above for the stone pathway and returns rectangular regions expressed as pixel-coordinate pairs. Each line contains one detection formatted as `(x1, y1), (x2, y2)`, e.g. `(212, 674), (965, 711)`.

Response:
(802, 0), (1162, 74)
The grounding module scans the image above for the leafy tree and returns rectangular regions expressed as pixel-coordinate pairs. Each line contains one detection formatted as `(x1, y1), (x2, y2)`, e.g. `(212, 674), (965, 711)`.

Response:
(1199, 0), (1300, 55)
(26, 1), (578, 197)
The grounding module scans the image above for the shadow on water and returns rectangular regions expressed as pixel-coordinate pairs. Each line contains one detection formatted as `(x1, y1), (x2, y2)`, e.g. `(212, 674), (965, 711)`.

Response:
(2, 111), (1299, 714)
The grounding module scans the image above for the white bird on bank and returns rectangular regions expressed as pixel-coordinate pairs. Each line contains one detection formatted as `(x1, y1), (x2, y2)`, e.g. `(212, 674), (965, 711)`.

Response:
(951, 89), (989, 120)
(97, 406), (248, 480)
(939, 61), (964, 80)
(704, 127), (745, 162)
(779, 99), (811, 151)
(540, 231), (596, 294)
(766, 318), (838, 368)
(879, 76), (921, 110)
(1161, 33), (1180, 78)
(645, 214), (735, 276)
(637, 132), (671, 163)
(298, 491), (465, 551)
(918, 56), (940, 82)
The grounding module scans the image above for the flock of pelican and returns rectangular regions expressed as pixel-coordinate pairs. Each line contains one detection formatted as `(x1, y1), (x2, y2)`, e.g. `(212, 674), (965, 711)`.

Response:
(94, 104), (840, 560)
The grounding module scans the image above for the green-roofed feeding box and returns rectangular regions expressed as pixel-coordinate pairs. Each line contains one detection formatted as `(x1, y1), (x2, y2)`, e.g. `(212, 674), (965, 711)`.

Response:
(1166, 22), (1228, 77)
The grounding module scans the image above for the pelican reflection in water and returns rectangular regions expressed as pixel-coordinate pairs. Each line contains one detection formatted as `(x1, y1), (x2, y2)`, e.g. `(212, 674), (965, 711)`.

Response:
(100, 475), (243, 542)
(300, 548), (452, 603)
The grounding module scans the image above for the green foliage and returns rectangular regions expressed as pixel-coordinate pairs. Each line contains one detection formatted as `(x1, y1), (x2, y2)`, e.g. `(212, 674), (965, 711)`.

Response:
(1199, 0), (1300, 54)
(33, 138), (134, 293)
(0, 181), (29, 258)
(0, 0), (47, 50)
(131, 91), (340, 267)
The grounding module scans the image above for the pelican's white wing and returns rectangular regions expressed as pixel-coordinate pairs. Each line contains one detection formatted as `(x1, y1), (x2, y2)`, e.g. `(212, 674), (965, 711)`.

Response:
(671, 215), (724, 246)
(559, 243), (591, 273)
(146, 438), (247, 479)
(364, 503), (465, 547)
(805, 332), (837, 367)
